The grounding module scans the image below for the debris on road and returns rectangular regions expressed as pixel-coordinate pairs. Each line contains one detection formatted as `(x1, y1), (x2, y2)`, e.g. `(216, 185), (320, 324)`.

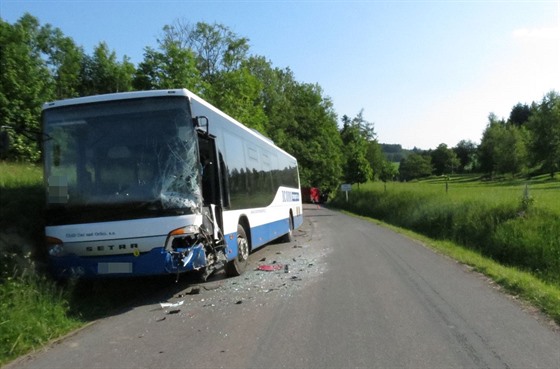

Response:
(257, 263), (284, 271)
(160, 300), (184, 309)
(148, 216), (329, 324)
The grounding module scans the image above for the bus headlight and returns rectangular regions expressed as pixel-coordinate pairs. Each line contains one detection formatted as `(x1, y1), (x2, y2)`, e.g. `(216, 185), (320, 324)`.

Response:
(164, 225), (200, 251)
(46, 236), (66, 257)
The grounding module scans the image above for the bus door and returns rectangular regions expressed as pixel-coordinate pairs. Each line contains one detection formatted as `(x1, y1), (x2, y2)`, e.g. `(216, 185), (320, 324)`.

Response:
(198, 133), (224, 237)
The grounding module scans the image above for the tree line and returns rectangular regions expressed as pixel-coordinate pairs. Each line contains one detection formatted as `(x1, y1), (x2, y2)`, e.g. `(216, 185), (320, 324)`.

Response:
(1, 14), (350, 191)
(2, 14), (559, 192)
(398, 94), (560, 181)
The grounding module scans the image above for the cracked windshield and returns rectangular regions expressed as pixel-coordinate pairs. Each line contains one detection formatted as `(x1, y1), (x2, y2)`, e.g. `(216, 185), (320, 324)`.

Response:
(43, 97), (202, 223)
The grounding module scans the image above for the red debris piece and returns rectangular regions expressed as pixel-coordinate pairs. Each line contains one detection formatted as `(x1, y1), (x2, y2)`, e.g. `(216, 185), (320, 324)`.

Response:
(258, 264), (284, 271)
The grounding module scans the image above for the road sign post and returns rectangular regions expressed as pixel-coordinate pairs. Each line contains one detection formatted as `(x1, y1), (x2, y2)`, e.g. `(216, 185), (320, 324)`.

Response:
(341, 183), (351, 202)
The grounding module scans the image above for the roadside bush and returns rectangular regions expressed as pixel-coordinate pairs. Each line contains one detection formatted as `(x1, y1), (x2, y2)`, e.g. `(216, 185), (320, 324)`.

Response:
(0, 270), (80, 365)
(406, 200), (456, 239)
(331, 184), (559, 284)
(0, 163), (47, 281)
(452, 201), (518, 250)
(491, 210), (560, 284)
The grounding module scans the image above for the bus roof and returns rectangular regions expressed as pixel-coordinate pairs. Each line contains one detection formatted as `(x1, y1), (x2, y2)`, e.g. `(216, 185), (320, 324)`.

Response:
(42, 89), (190, 109)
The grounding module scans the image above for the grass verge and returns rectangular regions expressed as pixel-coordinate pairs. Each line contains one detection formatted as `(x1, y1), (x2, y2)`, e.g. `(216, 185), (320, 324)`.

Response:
(0, 272), (83, 366)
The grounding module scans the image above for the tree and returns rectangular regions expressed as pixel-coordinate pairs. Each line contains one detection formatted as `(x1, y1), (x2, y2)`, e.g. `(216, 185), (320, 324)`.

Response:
(508, 103), (532, 127)
(340, 116), (373, 185)
(161, 20), (249, 83)
(453, 140), (477, 173)
(431, 143), (460, 175)
(497, 126), (528, 175)
(133, 42), (203, 92)
(205, 67), (268, 133)
(366, 140), (387, 180)
(478, 113), (508, 175)
(381, 143), (407, 163)
(0, 14), (53, 161)
(527, 91), (560, 178)
(153, 21), (266, 131)
(398, 153), (432, 181)
(284, 83), (343, 192)
(478, 114), (528, 177)
(37, 23), (84, 99)
(244, 58), (296, 147)
(350, 109), (376, 141)
(80, 42), (135, 95)
(341, 110), (383, 183)
(378, 160), (398, 182)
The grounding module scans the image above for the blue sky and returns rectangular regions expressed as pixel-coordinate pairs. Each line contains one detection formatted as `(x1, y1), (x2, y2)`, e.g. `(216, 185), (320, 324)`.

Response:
(2, 1), (559, 150)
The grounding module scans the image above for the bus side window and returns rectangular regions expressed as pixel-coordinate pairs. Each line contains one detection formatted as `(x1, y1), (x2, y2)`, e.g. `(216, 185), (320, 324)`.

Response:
(218, 151), (229, 208)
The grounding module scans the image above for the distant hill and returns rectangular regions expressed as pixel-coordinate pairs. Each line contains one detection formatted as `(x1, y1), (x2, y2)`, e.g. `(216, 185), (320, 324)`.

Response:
(380, 143), (414, 163)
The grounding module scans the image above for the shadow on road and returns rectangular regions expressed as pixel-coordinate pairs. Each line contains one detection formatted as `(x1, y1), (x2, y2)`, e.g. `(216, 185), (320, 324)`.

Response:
(66, 204), (323, 323)
(66, 234), (304, 321)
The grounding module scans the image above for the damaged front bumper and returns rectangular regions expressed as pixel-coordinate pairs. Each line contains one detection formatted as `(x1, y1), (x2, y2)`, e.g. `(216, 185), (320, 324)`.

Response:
(48, 247), (172, 279)
(163, 224), (226, 278)
(164, 243), (207, 273)
(47, 222), (227, 279)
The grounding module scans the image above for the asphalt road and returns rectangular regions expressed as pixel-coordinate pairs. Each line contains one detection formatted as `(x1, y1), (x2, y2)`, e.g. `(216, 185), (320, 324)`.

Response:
(7, 204), (560, 369)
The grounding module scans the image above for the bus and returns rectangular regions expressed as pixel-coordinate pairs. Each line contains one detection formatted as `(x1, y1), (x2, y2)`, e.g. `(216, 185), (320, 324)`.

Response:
(42, 89), (303, 279)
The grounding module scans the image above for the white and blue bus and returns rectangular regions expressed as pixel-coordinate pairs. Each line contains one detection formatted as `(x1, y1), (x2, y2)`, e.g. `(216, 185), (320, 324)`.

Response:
(42, 89), (303, 279)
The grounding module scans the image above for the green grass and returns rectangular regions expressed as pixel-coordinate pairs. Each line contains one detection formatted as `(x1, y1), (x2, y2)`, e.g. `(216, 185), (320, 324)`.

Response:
(414, 173), (560, 209)
(332, 174), (560, 324)
(0, 163), (79, 365)
(0, 162), (46, 278)
(0, 163), (46, 272)
(0, 272), (82, 364)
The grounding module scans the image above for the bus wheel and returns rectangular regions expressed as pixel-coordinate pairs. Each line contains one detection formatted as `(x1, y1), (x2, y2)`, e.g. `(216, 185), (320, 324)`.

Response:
(278, 213), (294, 243)
(225, 224), (249, 277)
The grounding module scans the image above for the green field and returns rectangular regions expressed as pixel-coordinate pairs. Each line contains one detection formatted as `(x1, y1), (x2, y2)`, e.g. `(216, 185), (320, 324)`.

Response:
(411, 174), (560, 215)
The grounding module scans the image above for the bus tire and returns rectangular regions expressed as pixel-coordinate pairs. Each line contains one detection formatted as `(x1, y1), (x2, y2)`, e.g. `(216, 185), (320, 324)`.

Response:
(225, 224), (249, 277)
(278, 213), (294, 243)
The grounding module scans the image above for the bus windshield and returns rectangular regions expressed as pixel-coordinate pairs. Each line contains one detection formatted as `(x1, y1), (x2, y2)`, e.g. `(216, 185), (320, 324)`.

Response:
(43, 96), (202, 225)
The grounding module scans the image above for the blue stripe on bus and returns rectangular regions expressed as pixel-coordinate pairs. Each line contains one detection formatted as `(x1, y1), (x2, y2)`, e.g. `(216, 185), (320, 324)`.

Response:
(49, 214), (303, 278)
(48, 247), (169, 278)
(225, 214), (304, 256)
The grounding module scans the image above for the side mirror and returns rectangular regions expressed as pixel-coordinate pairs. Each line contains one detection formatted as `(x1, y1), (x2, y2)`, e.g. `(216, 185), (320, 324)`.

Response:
(193, 116), (209, 135)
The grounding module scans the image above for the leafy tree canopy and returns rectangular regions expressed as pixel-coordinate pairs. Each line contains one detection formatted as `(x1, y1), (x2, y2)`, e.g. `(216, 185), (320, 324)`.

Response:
(399, 153), (432, 181)
(527, 91), (560, 178)
(430, 143), (460, 175)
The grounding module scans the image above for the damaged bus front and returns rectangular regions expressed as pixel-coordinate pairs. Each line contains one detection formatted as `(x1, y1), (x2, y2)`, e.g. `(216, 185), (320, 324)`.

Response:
(43, 91), (228, 279)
